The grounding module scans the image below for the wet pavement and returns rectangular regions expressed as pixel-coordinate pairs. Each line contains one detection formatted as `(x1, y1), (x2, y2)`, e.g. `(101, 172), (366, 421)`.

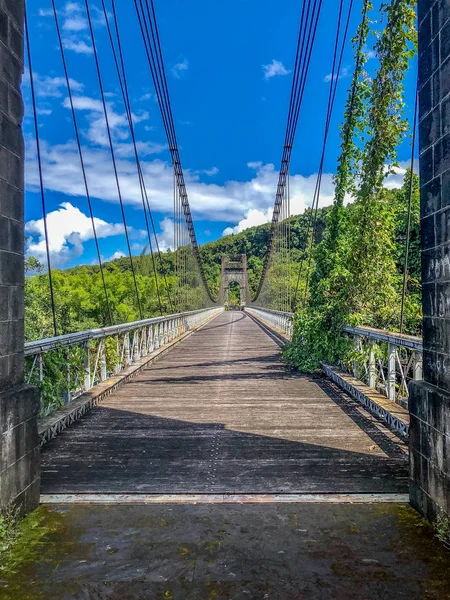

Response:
(1, 501), (450, 599)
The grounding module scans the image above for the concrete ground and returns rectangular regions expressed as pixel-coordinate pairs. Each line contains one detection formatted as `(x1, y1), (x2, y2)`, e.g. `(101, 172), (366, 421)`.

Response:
(1, 501), (450, 599)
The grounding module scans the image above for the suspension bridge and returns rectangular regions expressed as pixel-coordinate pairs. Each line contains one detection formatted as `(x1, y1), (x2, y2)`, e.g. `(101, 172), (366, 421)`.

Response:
(1, 0), (450, 597)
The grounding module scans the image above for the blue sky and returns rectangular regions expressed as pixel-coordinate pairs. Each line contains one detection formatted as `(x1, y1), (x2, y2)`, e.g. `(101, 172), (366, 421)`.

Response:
(24, 0), (418, 268)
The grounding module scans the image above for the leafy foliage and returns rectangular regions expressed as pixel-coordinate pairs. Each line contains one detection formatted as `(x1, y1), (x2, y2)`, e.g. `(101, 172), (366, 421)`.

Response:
(0, 504), (21, 562)
(285, 0), (419, 372)
(25, 208), (330, 340)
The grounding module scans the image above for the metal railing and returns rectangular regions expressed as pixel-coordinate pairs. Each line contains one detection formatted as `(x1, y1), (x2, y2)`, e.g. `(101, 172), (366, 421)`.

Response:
(245, 307), (293, 340)
(26, 307), (223, 416)
(343, 325), (423, 408)
(243, 310), (422, 408)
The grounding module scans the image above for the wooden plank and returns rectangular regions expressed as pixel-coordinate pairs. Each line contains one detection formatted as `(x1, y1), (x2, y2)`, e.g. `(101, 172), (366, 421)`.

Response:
(41, 312), (408, 495)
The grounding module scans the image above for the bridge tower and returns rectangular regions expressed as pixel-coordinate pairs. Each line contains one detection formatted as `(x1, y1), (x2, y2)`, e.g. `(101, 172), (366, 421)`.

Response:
(220, 255), (249, 307)
(411, 0), (450, 525)
(0, 0), (40, 513)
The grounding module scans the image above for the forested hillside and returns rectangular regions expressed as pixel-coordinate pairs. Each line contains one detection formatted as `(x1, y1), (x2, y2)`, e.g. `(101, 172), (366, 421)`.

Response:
(25, 207), (329, 341)
(25, 171), (419, 344)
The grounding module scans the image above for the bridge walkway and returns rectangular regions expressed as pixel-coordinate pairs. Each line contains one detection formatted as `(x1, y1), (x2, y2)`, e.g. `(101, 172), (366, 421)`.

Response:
(41, 311), (408, 496)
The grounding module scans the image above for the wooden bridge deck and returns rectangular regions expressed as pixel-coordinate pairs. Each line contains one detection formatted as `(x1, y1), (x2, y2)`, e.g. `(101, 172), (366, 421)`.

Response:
(41, 311), (408, 495)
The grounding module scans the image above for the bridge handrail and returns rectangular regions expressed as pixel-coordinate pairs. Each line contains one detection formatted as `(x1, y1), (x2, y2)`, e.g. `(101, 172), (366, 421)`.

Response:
(342, 325), (423, 409)
(245, 306), (293, 340)
(248, 306), (294, 318)
(26, 307), (223, 417)
(25, 308), (216, 355)
(343, 325), (422, 351)
(245, 309), (423, 409)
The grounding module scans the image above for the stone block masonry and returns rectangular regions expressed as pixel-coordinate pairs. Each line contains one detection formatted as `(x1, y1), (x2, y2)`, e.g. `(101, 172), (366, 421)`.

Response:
(410, 0), (450, 525)
(0, 0), (40, 514)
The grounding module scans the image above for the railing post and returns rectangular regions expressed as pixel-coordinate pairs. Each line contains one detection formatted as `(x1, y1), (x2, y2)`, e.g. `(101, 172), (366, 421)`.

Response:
(100, 341), (107, 381)
(133, 330), (140, 362)
(368, 342), (376, 389)
(352, 336), (361, 379)
(124, 333), (131, 365)
(387, 342), (396, 401)
(141, 328), (147, 357)
(115, 336), (122, 374)
(63, 351), (71, 405)
(413, 350), (423, 381)
(83, 341), (91, 391)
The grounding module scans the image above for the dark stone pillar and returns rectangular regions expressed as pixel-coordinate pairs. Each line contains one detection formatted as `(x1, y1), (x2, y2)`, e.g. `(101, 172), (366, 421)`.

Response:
(0, 0), (40, 514)
(409, 0), (450, 524)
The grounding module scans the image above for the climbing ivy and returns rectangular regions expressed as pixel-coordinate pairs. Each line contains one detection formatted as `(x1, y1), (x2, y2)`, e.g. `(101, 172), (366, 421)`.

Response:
(347, 0), (417, 328)
(285, 0), (418, 372)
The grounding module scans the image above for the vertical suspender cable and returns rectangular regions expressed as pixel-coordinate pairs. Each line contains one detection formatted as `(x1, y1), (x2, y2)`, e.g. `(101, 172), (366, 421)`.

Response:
(133, 0), (216, 302)
(292, 0), (354, 309)
(24, 9), (58, 337)
(109, 0), (174, 312)
(83, 0), (143, 319)
(400, 91), (418, 334)
(253, 0), (323, 301)
(51, 0), (113, 326)
(100, 0), (164, 316)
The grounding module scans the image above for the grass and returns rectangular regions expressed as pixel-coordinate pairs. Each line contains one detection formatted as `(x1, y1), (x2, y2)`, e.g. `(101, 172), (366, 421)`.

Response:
(0, 505), (21, 564)
(435, 509), (450, 550)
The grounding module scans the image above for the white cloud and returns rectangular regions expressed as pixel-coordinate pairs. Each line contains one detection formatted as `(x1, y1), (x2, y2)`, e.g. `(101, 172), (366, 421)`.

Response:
(24, 141), (334, 228)
(25, 202), (129, 266)
(363, 45), (377, 60)
(223, 208), (273, 236)
(61, 95), (157, 152)
(38, 1), (106, 55)
(262, 60), (290, 80)
(63, 15), (88, 32)
(384, 159), (419, 189)
(171, 59), (189, 79)
(323, 66), (350, 83)
(23, 71), (84, 98)
(157, 217), (175, 252)
(108, 250), (126, 261)
(204, 167), (219, 176)
(25, 114), (414, 259)
(63, 39), (93, 55)
(219, 161), (415, 237)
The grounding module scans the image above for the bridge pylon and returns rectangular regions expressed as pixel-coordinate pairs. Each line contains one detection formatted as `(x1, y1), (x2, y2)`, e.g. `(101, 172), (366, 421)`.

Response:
(219, 254), (250, 308)
(0, 0), (40, 515)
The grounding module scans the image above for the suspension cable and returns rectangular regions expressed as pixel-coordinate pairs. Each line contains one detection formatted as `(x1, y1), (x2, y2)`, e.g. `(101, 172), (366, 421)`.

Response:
(109, 0), (174, 313)
(293, 0), (354, 309)
(253, 0), (323, 301)
(51, 0), (113, 326)
(100, 0), (164, 316)
(133, 0), (216, 302)
(399, 91), (418, 334)
(24, 9), (58, 337)
(83, 0), (143, 319)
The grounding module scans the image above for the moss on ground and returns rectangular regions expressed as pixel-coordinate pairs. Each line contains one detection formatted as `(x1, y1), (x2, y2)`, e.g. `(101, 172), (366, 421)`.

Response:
(0, 505), (85, 600)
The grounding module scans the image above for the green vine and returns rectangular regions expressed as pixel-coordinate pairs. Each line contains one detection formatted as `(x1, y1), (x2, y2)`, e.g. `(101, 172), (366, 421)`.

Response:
(348, 0), (417, 327)
(285, 0), (418, 372)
